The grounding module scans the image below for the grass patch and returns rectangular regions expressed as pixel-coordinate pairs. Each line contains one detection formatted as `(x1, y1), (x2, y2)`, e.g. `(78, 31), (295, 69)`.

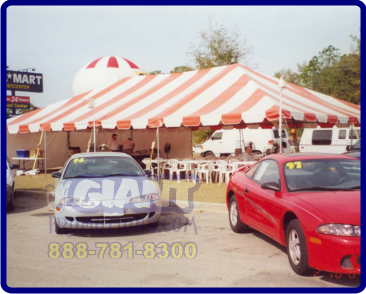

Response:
(159, 179), (226, 203)
(15, 173), (55, 191)
(14, 174), (227, 203)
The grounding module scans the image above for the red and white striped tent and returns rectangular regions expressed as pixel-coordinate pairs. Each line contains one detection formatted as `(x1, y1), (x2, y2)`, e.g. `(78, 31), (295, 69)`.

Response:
(7, 63), (360, 134)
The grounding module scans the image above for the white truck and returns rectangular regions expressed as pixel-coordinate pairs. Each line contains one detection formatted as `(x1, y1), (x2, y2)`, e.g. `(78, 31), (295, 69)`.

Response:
(299, 126), (360, 154)
(199, 128), (289, 157)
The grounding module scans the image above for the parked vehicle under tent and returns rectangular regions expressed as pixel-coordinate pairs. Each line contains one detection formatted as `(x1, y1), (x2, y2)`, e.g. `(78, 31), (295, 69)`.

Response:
(6, 63), (360, 171)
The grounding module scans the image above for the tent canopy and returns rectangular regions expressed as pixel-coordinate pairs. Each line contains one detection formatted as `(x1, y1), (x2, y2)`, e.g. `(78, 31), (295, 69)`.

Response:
(7, 64), (360, 134)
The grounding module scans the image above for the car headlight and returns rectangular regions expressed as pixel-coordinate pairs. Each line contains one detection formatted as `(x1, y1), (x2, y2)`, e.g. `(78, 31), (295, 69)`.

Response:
(58, 197), (94, 206)
(317, 224), (360, 236)
(130, 194), (160, 203)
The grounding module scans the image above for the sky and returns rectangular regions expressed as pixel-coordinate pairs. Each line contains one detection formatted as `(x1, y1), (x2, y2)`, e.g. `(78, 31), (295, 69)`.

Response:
(6, 5), (360, 107)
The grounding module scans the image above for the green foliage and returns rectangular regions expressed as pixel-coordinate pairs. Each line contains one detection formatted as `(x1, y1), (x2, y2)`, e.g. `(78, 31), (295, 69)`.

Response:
(274, 68), (300, 85)
(187, 18), (253, 69)
(298, 45), (341, 91)
(276, 35), (360, 105)
(193, 130), (214, 145)
(149, 70), (163, 75)
(170, 66), (193, 73)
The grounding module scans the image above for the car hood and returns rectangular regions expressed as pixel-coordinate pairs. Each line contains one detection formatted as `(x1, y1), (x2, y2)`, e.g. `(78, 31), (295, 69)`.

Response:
(343, 150), (361, 159)
(58, 176), (159, 201)
(294, 191), (360, 225)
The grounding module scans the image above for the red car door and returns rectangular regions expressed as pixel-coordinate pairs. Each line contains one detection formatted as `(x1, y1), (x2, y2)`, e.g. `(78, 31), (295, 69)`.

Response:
(231, 163), (261, 225)
(243, 159), (283, 238)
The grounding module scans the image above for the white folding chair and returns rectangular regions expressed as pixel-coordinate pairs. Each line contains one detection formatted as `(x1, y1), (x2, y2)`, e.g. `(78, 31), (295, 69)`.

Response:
(164, 159), (186, 183)
(195, 160), (214, 184)
(181, 158), (195, 182)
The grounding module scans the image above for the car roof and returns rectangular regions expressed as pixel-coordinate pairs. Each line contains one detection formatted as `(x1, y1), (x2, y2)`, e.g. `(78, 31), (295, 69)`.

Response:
(264, 153), (359, 162)
(70, 152), (131, 159)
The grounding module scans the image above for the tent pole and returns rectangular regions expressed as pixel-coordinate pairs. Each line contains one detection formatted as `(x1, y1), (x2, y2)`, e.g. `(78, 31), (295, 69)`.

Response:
(351, 123), (353, 146)
(93, 106), (96, 152)
(278, 76), (286, 153)
(157, 127), (160, 184)
(44, 131), (47, 178)
(279, 88), (283, 153)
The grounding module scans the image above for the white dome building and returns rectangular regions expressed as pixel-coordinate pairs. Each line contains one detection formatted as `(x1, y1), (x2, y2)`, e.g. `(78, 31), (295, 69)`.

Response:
(72, 56), (147, 96)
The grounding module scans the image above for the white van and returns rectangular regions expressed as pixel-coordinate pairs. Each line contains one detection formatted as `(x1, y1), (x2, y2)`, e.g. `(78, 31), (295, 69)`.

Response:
(299, 127), (360, 154)
(199, 128), (289, 157)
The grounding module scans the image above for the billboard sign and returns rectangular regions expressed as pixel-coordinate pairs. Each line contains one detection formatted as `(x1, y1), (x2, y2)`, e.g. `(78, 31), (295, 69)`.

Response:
(6, 95), (30, 110)
(6, 70), (43, 93)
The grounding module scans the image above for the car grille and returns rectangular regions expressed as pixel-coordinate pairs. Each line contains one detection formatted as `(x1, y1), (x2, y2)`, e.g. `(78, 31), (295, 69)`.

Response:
(76, 214), (148, 224)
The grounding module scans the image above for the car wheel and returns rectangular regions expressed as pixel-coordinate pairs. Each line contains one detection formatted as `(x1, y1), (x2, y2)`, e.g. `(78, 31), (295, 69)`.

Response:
(205, 151), (215, 157)
(286, 219), (311, 275)
(55, 219), (70, 235)
(229, 195), (248, 233)
(7, 187), (15, 212)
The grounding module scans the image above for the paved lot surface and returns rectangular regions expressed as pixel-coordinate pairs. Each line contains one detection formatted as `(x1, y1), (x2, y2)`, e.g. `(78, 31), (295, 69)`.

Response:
(7, 191), (360, 288)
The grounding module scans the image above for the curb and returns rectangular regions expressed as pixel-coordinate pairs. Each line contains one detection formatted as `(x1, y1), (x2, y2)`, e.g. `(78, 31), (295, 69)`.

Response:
(15, 190), (228, 213)
(168, 200), (227, 213)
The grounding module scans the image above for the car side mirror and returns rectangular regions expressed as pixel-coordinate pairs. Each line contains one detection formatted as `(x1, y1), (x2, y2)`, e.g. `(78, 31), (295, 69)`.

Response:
(52, 172), (62, 179)
(346, 145), (352, 151)
(211, 137), (215, 140)
(10, 164), (19, 170)
(261, 182), (280, 192)
(144, 169), (152, 177)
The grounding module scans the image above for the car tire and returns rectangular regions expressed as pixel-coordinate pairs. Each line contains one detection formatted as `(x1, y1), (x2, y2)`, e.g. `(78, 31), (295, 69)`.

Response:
(205, 151), (215, 157)
(7, 186), (15, 212)
(55, 219), (70, 235)
(229, 195), (248, 233)
(286, 219), (311, 275)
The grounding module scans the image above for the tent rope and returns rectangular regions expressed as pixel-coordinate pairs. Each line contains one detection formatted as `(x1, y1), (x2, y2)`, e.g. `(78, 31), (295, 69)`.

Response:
(147, 128), (158, 169)
(86, 130), (93, 153)
(32, 131), (44, 170)
(352, 124), (360, 140)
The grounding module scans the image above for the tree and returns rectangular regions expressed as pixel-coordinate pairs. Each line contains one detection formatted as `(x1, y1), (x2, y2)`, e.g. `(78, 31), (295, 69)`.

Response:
(274, 68), (299, 85)
(275, 35), (360, 105)
(297, 45), (341, 90)
(193, 130), (214, 145)
(149, 70), (163, 75)
(187, 18), (254, 69)
(170, 66), (193, 73)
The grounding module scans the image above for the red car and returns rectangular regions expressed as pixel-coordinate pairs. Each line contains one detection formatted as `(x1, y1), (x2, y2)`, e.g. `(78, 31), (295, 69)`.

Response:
(226, 153), (360, 275)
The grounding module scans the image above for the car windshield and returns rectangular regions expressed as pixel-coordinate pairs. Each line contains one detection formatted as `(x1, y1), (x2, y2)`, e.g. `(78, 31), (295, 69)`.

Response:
(353, 140), (361, 149)
(63, 156), (144, 179)
(284, 159), (360, 192)
(273, 130), (287, 138)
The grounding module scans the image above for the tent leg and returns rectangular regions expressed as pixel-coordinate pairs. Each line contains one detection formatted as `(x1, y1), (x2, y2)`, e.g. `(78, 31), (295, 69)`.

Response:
(44, 131), (47, 178)
(157, 127), (160, 184)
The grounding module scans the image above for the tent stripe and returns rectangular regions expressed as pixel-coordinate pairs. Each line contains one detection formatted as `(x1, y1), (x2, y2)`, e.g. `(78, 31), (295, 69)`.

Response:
(73, 75), (157, 127)
(242, 65), (360, 118)
(116, 68), (212, 129)
(148, 64), (238, 126)
(7, 64), (360, 134)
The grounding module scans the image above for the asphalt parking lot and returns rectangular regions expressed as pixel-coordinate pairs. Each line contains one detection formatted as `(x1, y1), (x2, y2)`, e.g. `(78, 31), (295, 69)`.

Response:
(7, 190), (360, 288)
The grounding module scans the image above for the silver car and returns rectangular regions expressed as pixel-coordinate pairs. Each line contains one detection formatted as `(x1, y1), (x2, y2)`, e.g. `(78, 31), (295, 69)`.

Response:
(52, 152), (161, 234)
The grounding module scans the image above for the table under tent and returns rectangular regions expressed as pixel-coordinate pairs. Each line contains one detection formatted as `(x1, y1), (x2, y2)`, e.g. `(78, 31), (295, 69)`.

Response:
(7, 64), (361, 178)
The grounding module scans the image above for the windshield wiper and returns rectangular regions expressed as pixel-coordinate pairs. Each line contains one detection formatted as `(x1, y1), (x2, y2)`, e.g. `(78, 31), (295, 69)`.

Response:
(103, 173), (141, 177)
(349, 186), (361, 190)
(64, 175), (98, 179)
(290, 186), (358, 192)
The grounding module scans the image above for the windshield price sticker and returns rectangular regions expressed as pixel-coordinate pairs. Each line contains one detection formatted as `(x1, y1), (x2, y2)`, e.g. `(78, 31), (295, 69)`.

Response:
(286, 161), (302, 169)
(73, 158), (85, 164)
